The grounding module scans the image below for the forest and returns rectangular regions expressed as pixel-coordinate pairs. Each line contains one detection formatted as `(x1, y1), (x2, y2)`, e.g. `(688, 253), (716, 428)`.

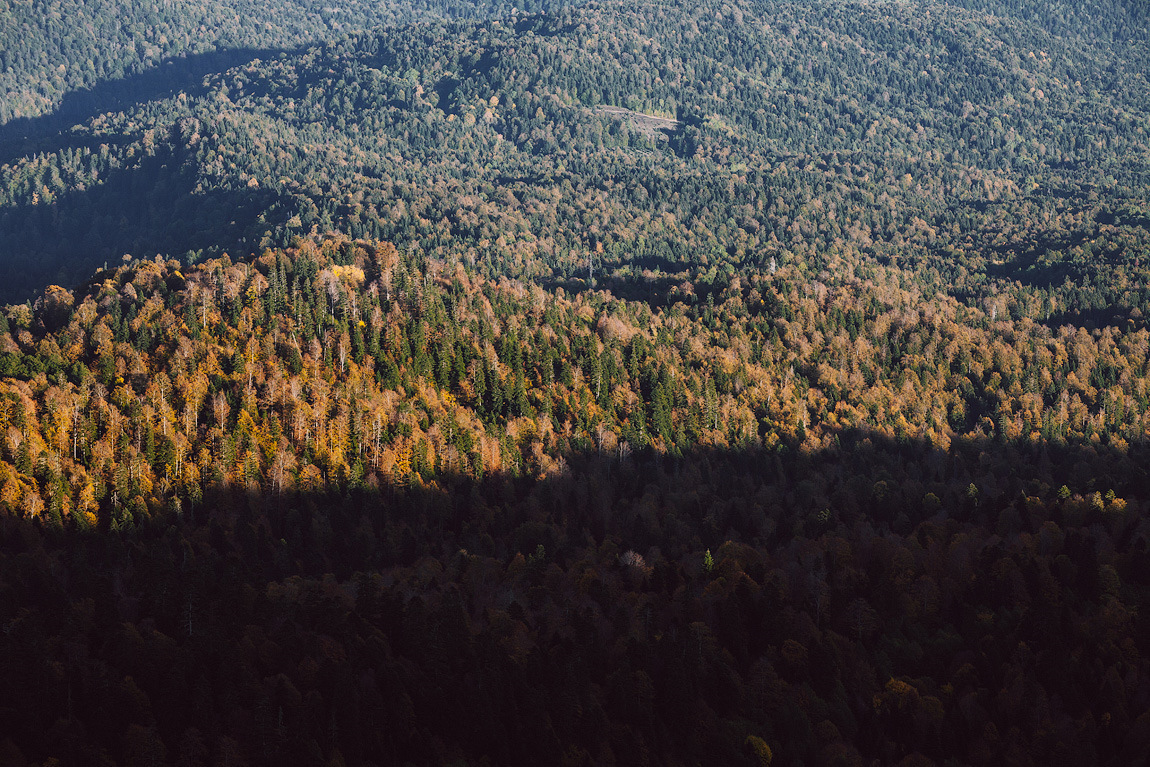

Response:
(0, 233), (1148, 765)
(2, 0), (1149, 310)
(0, 0), (573, 124)
(1, 0), (1149, 765)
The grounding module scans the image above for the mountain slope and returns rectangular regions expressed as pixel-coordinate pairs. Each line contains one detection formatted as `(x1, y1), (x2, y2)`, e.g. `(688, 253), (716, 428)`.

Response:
(1, 3), (1150, 760)
(1, 232), (1149, 764)
(0, 0), (568, 124)
(2, 0), (1148, 314)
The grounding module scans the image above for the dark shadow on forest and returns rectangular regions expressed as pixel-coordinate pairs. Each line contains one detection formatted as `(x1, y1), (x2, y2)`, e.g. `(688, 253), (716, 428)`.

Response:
(82, 426), (1150, 582)
(0, 146), (284, 304)
(597, 273), (686, 305)
(1042, 308), (1144, 331)
(3, 424), (1149, 767)
(983, 231), (1096, 288)
(0, 47), (321, 304)
(539, 247), (698, 303)
(0, 47), (286, 167)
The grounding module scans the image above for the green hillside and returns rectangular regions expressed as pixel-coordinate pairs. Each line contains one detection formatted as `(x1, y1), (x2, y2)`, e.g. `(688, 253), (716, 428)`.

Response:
(2, 0), (1148, 311)
(0, 0), (569, 123)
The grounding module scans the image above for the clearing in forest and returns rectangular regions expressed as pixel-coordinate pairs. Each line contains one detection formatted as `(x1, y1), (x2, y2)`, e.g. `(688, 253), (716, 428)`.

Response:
(596, 105), (680, 141)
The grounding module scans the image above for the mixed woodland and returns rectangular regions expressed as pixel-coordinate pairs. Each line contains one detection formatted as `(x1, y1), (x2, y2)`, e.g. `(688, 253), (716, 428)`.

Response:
(1, 234), (1149, 765)
(1, 0), (1149, 765)
(2, 0), (1149, 308)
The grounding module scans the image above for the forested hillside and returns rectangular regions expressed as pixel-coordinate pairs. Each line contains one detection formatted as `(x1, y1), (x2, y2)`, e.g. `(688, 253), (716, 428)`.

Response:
(2, 0), (1149, 309)
(0, 0), (566, 124)
(2, 0), (1150, 765)
(0, 234), (1149, 764)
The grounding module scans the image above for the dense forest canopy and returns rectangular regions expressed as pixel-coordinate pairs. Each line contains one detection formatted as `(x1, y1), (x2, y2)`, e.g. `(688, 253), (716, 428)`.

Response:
(1, 0), (1150, 765)
(0, 0), (573, 124)
(1, 0), (1149, 311)
(0, 233), (1148, 765)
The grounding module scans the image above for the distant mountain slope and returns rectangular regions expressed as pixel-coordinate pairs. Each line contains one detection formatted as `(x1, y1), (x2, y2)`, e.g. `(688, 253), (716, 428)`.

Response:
(941, 0), (1149, 43)
(1, 0), (1148, 316)
(0, 0), (569, 124)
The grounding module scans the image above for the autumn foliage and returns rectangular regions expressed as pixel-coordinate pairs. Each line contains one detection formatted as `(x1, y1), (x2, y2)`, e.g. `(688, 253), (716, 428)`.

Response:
(0, 234), (1148, 764)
